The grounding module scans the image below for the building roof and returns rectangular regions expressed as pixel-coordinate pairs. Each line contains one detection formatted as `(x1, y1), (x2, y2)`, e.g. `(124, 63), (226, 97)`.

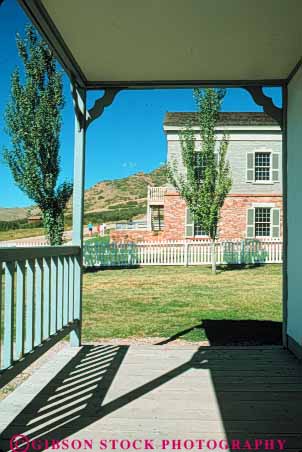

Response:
(163, 112), (279, 128)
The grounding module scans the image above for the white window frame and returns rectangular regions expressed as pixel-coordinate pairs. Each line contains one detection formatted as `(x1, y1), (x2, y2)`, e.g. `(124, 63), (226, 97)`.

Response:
(193, 222), (208, 238)
(251, 203), (277, 238)
(254, 150), (272, 184)
(254, 206), (272, 238)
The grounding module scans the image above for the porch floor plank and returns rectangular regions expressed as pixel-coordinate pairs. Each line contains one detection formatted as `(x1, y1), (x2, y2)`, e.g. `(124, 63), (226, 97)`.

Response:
(0, 345), (302, 451)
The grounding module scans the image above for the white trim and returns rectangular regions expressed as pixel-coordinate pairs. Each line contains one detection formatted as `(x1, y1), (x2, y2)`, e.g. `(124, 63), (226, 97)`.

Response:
(252, 203), (276, 208)
(166, 133), (282, 142)
(164, 125), (281, 132)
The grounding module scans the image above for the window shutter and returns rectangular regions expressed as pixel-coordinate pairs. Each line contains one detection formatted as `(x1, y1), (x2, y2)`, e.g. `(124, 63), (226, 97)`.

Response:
(246, 208), (255, 238)
(246, 153), (254, 182)
(185, 208), (194, 237)
(271, 208), (280, 238)
(272, 153), (279, 182)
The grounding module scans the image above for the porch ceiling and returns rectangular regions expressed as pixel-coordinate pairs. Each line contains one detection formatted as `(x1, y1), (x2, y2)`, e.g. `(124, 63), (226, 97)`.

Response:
(19, 0), (302, 88)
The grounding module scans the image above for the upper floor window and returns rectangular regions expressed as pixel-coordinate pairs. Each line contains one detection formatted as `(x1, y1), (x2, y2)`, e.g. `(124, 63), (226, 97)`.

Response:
(193, 152), (206, 182)
(255, 152), (270, 182)
(193, 152), (218, 183)
(246, 151), (279, 184)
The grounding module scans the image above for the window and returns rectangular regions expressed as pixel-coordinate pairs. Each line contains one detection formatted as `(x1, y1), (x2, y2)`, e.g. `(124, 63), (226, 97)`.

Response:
(186, 208), (208, 237)
(255, 207), (271, 237)
(255, 152), (271, 182)
(193, 152), (206, 182)
(151, 206), (164, 231)
(194, 222), (207, 237)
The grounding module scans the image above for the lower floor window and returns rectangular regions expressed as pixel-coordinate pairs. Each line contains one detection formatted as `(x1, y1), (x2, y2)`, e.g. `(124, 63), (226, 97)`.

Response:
(151, 206), (164, 231)
(194, 223), (207, 237)
(255, 207), (271, 237)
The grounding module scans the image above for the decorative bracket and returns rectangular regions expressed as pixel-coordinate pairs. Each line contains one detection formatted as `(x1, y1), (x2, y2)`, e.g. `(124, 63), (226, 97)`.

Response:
(86, 88), (121, 129)
(71, 80), (121, 131)
(244, 86), (283, 129)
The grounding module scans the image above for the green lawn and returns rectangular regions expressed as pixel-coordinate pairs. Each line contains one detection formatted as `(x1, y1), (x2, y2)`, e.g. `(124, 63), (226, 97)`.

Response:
(0, 228), (45, 241)
(82, 264), (282, 343)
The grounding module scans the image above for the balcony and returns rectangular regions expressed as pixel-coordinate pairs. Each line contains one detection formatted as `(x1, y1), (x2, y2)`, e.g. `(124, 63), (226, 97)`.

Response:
(147, 186), (168, 205)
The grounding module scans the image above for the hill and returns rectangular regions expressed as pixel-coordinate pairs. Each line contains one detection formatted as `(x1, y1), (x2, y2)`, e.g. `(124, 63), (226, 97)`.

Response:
(0, 166), (168, 224)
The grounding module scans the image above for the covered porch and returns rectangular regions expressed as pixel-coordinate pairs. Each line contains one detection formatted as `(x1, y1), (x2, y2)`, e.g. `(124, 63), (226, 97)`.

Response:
(1, 0), (302, 449)
(1, 344), (302, 451)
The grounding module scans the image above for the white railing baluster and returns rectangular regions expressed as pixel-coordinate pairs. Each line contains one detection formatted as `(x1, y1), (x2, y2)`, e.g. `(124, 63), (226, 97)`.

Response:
(57, 256), (64, 330)
(15, 261), (25, 360)
(34, 258), (43, 346)
(69, 256), (75, 323)
(3, 262), (14, 369)
(63, 256), (69, 326)
(0, 261), (2, 367)
(50, 257), (58, 335)
(43, 257), (51, 340)
(25, 259), (35, 354)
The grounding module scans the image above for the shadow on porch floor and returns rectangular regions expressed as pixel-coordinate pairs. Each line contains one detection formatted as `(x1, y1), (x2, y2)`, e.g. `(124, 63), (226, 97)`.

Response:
(0, 343), (302, 452)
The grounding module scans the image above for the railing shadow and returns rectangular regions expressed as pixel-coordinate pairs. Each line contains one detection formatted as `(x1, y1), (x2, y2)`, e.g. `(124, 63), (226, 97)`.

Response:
(0, 345), (129, 452)
(1, 343), (301, 451)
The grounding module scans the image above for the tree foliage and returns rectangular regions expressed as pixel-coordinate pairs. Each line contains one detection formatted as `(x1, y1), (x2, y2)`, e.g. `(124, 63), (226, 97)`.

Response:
(168, 88), (232, 272)
(3, 25), (72, 245)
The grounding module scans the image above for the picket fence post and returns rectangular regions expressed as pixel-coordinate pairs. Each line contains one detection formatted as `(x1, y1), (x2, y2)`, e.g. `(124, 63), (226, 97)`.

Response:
(184, 241), (188, 266)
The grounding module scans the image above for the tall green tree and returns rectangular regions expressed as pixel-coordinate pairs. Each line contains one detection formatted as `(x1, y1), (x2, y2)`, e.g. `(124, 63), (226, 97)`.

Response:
(3, 25), (72, 245)
(168, 88), (232, 273)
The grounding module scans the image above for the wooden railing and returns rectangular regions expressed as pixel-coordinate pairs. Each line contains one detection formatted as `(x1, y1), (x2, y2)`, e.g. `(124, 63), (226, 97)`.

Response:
(84, 239), (283, 267)
(0, 246), (80, 386)
(147, 186), (168, 203)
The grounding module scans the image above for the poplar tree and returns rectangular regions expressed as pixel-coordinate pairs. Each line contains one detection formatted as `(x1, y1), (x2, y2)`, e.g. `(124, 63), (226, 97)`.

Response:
(168, 88), (232, 273)
(3, 25), (72, 245)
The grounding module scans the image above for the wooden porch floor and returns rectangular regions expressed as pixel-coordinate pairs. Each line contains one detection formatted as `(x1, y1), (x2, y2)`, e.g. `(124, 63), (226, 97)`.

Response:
(0, 345), (302, 451)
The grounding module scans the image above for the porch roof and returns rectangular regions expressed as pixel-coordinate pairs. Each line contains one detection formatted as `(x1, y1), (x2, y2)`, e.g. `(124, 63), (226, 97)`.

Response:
(18, 0), (302, 89)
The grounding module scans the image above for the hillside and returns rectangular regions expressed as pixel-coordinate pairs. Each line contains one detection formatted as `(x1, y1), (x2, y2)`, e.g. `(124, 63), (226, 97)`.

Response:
(0, 166), (168, 223)
(0, 207), (30, 221)
(67, 165), (168, 224)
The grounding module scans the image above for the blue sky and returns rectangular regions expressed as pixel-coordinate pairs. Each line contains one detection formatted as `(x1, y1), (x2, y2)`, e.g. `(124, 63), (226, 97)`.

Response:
(0, 0), (282, 209)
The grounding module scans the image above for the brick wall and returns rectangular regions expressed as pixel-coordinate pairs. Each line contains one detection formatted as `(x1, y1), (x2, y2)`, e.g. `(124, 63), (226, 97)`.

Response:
(110, 192), (283, 242)
(161, 193), (186, 240)
(219, 194), (283, 239)
(110, 230), (164, 243)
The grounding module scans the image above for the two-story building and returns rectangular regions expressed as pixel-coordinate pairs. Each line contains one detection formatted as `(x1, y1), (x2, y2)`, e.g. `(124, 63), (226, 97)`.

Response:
(111, 112), (282, 242)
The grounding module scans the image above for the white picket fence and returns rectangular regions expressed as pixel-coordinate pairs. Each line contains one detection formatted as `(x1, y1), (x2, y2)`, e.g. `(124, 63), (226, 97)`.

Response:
(83, 238), (283, 267)
(0, 239), (49, 247)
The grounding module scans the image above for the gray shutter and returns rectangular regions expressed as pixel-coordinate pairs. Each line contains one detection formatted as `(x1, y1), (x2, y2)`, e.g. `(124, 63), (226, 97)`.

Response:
(271, 208), (280, 238)
(185, 207), (194, 237)
(272, 153), (279, 182)
(246, 208), (255, 238)
(246, 153), (254, 182)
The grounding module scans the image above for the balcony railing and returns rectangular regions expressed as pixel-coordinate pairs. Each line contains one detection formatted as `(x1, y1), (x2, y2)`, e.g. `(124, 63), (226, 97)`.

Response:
(147, 186), (168, 204)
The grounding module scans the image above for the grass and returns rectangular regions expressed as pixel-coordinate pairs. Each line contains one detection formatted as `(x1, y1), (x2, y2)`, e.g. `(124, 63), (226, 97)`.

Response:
(0, 228), (45, 241)
(82, 264), (282, 342)
(84, 235), (110, 245)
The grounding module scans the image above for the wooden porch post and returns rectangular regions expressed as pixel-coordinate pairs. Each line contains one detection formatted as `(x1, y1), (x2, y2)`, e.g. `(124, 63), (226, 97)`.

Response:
(70, 84), (86, 347)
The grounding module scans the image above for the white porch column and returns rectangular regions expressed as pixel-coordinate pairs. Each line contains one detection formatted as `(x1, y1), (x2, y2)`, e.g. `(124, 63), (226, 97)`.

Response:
(70, 86), (86, 347)
(287, 64), (302, 358)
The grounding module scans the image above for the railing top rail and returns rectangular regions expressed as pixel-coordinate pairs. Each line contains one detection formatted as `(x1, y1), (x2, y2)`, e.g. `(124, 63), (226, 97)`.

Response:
(0, 245), (81, 262)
